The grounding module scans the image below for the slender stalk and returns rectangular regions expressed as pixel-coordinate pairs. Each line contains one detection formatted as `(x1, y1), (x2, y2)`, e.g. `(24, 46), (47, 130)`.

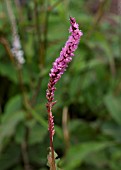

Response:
(30, 77), (42, 106)
(21, 128), (31, 170)
(43, 8), (49, 57)
(118, 0), (121, 57)
(47, 103), (56, 170)
(34, 0), (41, 45)
(62, 106), (70, 153)
(30, 1), (50, 105)
(0, 37), (14, 63)
(5, 0), (17, 36)
(0, 36), (47, 128)
(47, 0), (64, 12)
(46, 17), (82, 169)
(87, 0), (109, 38)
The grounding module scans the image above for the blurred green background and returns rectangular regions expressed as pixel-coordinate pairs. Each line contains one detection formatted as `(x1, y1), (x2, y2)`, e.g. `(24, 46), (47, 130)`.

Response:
(0, 0), (120, 170)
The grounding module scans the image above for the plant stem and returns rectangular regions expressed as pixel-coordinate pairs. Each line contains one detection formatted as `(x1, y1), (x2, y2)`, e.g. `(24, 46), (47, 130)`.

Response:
(87, 0), (109, 38)
(21, 127), (32, 170)
(34, 0), (41, 45)
(47, 0), (64, 12)
(62, 106), (70, 153)
(47, 104), (56, 170)
(0, 37), (14, 63)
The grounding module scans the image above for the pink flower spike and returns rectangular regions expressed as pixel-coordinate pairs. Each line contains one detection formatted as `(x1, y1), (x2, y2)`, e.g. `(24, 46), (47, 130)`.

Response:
(46, 17), (83, 104)
(46, 17), (83, 169)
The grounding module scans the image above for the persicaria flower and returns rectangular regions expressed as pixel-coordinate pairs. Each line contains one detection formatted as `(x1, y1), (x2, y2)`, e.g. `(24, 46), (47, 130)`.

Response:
(46, 17), (83, 167)
(46, 17), (83, 105)
(11, 35), (25, 64)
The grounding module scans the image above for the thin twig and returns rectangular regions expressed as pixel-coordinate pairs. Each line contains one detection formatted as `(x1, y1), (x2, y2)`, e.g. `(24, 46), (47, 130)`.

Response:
(87, 0), (109, 38)
(87, 0), (116, 76)
(5, 0), (17, 36)
(47, 104), (56, 170)
(14, 0), (24, 24)
(31, 1), (50, 104)
(30, 76), (42, 106)
(43, 5), (50, 57)
(47, 0), (64, 12)
(21, 128), (32, 170)
(0, 37), (45, 126)
(0, 37), (14, 63)
(34, 0), (41, 45)
(62, 106), (70, 153)
(0, 35), (32, 170)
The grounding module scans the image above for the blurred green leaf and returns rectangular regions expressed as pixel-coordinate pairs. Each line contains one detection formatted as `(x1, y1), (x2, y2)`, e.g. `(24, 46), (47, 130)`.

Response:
(104, 94), (121, 125)
(63, 141), (114, 170)
(15, 122), (25, 144)
(3, 95), (22, 120)
(0, 110), (25, 151)
(28, 123), (47, 145)
(0, 144), (20, 170)
(101, 121), (121, 141)
(0, 63), (18, 83)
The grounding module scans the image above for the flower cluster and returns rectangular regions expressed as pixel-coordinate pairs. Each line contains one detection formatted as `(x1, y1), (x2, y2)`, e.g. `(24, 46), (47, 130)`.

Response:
(5, 0), (25, 64)
(11, 35), (25, 64)
(46, 17), (83, 105)
(46, 17), (83, 168)
(48, 111), (55, 138)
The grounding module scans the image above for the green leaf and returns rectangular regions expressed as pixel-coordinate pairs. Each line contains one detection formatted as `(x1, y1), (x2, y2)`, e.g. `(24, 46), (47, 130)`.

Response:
(2, 95), (22, 122)
(0, 144), (20, 170)
(63, 141), (113, 170)
(69, 75), (80, 99)
(104, 94), (121, 125)
(15, 122), (25, 144)
(102, 121), (121, 141)
(28, 123), (47, 145)
(0, 111), (25, 151)
(0, 63), (18, 83)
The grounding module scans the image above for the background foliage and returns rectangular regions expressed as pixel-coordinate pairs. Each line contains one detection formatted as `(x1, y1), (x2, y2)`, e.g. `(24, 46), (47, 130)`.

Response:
(0, 0), (120, 170)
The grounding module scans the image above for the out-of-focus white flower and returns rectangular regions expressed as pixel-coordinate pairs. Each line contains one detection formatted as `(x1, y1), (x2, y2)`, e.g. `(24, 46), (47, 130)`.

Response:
(12, 35), (21, 49)
(11, 35), (25, 64)
(5, 0), (25, 65)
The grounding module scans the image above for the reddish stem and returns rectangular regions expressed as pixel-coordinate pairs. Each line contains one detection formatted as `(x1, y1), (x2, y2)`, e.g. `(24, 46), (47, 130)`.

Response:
(47, 103), (56, 170)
